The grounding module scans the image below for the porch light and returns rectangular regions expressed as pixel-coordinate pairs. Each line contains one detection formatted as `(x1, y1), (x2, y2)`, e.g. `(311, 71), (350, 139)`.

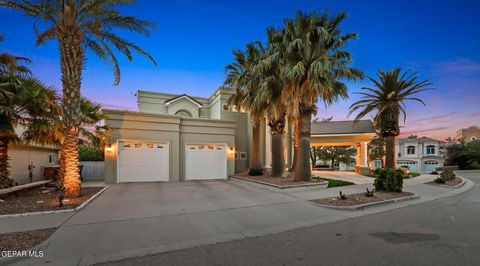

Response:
(228, 146), (235, 153)
(105, 144), (113, 152)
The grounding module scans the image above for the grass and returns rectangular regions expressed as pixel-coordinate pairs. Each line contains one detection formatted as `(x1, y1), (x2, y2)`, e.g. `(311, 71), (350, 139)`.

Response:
(311, 176), (354, 188)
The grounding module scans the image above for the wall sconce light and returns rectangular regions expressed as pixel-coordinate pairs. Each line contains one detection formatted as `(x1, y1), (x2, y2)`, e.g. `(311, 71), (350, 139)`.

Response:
(228, 146), (235, 154)
(105, 144), (113, 152)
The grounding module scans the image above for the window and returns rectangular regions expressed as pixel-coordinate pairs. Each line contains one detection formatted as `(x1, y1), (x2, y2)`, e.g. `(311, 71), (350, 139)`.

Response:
(426, 145), (435, 155)
(398, 152), (401, 157)
(48, 153), (58, 164)
(175, 110), (192, 118)
(407, 146), (415, 155)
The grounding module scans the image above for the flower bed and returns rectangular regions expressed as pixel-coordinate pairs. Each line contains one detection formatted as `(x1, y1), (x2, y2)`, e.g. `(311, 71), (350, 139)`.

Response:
(0, 186), (103, 215)
(312, 191), (414, 207)
(427, 177), (463, 187)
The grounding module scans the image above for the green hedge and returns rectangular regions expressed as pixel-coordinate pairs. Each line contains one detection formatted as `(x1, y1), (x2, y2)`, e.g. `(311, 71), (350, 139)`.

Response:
(79, 144), (104, 161)
(374, 168), (404, 192)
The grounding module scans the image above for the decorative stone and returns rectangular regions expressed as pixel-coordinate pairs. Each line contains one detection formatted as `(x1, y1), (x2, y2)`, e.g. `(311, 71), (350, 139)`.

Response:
(37, 201), (44, 204)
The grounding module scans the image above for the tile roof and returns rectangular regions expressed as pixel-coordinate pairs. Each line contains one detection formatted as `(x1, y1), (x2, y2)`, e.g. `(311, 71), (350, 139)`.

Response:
(311, 120), (375, 135)
(398, 137), (444, 143)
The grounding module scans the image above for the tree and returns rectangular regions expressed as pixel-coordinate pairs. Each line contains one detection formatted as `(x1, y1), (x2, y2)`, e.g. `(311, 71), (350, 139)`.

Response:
(25, 97), (111, 189)
(279, 11), (363, 181)
(2, 0), (157, 197)
(316, 146), (356, 169)
(446, 140), (480, 169)
(349, 68), (432, 169)
(225, 42), (267, 173)
(368, 137), (385, 168)
(1, 37), (59, 188)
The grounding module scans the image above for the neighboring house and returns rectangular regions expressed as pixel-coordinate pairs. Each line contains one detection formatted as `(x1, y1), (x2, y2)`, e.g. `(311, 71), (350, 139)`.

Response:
(9, 144), (59, 185)
(103, 88), (376, 183)
(396, 137), (445, 173)
(456, 126), (480, 143)
(7, 126), (59, 185)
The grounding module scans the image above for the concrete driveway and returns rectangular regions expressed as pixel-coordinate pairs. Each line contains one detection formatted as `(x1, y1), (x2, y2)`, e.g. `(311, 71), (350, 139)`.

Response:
(14, 174), (473, 265)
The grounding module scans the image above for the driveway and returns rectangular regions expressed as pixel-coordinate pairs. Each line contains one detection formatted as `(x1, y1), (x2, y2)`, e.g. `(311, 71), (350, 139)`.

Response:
(12, 173), (473, 265)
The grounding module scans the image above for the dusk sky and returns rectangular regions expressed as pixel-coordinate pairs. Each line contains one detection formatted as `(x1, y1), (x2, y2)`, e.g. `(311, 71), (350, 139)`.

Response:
(1, 0), (479, 140)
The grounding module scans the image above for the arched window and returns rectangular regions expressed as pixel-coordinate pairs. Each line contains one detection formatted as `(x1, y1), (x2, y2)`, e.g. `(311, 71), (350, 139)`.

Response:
(426, 145), (435, 155)
(407, 146), (415, 155)
(175, 109), (192, 118)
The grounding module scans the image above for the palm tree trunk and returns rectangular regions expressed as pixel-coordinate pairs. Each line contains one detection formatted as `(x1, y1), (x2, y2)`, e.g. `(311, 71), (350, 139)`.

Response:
(0, 137), (14, 189)
(56, 141), (67, 190)
(385, 135), (396, 169)
(251, 116), (263, 170)
(269, 117), (285, 177)
(59, 29), (84, 198)
(289, 122), (298, 172)
(294, 111), (312, 181)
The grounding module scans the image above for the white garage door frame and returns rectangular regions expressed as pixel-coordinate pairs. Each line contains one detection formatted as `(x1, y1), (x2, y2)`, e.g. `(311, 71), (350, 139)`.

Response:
(116, 139), (170, 183)
(185, 142), (228, 181)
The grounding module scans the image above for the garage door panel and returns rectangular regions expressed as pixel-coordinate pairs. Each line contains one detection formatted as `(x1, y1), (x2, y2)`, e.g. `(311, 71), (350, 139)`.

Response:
(186, 144), (227, 180)
(118, 141), (169, 183)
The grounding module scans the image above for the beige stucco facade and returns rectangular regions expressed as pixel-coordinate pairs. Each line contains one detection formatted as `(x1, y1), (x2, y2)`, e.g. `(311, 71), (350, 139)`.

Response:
(456, 126), (480, 143)
(9, 144), (59, 185)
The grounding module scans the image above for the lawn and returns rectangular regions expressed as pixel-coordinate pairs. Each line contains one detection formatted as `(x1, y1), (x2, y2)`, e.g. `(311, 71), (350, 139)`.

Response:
(312, 176), (354, 188)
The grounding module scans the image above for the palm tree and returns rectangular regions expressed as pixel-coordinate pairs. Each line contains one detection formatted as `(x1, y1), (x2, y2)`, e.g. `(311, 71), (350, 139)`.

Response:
(349, 68), (432, 169)
(25, 97), (111, 189)
(225, 42), (267, 173)
(1, 0), (157, 197)
(280, 11), (364, 181)
(1, 40), (59, 188)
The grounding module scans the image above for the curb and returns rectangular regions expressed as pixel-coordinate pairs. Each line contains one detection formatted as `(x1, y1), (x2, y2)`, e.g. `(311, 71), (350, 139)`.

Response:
(313, 194), (420, 210)
(440, 177), (466, 189)
(0, 186), (108, 219)
(231, 176), (328, 192)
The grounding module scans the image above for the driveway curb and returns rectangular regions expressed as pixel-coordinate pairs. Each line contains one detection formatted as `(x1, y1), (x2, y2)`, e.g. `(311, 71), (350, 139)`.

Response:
(0, 186), (108, 219)
(231, 176), (328, 192)
(312, 194), (420, 210)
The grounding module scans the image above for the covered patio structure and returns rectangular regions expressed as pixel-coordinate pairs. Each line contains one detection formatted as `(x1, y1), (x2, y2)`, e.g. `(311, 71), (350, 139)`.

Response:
(310, 120), (376, 175)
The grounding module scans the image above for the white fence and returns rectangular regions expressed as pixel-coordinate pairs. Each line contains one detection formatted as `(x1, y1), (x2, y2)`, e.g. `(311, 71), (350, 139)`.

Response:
(80, 161), (104, 180)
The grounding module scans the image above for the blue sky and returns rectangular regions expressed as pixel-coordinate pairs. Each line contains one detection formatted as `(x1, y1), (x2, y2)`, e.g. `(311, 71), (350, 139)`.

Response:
(1, 0), (479, 139)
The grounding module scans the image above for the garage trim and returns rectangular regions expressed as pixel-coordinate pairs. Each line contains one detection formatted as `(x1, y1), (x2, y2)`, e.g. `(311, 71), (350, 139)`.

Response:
(116, 139), (170, 183)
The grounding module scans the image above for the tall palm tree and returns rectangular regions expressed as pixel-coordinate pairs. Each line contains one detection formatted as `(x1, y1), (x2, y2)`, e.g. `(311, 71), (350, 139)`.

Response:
(280, 11), (363, 181)
(225, 42), (267, 173)
(1, 40), (59, 188)
(349, 68), (432, 169)
(25, 97), (111, 189)
(1, 0), (157, 197)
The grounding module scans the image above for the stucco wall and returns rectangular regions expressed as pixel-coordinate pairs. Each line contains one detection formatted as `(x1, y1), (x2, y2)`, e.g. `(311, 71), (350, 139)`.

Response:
(9, 145), (58, 185)
(103, 109), (236, 183)
(221, 111), (249, 173)
(166, 98), (200, 118)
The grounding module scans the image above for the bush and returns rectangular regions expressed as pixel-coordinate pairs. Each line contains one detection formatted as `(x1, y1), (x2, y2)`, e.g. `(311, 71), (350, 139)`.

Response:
(248, 168), (263, 176)
(365, 187), (375, 197)
(409, 172), (421, 178)
(339, 191), (347, 200)
(434, 177), (446, 184)
(374, 168), (404, 192)
(79, 144), (104, 161)
(440, 170), (456, 181)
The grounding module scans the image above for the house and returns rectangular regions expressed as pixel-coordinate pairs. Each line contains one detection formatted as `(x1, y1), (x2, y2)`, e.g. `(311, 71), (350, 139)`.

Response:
(103, 88), (376, 183)
(9, 144), (59, 185)
(396, 137), (445, 173)
(456, 126), (480, 143)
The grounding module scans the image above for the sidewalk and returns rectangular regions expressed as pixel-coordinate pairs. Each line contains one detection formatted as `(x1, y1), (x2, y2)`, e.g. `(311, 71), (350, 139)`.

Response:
(7, 172), (474, 266)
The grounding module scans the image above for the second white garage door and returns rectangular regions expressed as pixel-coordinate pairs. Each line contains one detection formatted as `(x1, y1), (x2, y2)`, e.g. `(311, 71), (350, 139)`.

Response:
(186, 144), (227, 180)
(118, 141), (169, 183)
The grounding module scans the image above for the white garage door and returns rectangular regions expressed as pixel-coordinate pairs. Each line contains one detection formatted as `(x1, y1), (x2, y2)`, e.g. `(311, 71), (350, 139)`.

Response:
(397, 161), (418, 173)
(424, 161), (439, 173)
(118, 141), (169, 182)
(186, 144), (227, 180)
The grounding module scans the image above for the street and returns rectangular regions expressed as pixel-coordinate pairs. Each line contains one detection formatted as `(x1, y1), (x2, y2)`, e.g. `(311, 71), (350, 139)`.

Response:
(101, 171), (480, 266)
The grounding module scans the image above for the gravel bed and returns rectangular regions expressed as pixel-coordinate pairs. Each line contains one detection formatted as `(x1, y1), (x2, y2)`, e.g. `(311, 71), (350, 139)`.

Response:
(426, 177), (463, 186)
(312, 191), (414, 206)
(0, 228), (55, 251)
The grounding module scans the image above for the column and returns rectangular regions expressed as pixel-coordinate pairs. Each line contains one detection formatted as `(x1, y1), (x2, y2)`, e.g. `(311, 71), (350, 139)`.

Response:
(361, 142), (368, 167)
(265, 118), (272, 169)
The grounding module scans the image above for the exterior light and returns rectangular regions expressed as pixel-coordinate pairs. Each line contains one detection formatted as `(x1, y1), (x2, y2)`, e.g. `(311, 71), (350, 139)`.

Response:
(228, 146), (235, 153)
(105, 144), (113, 152)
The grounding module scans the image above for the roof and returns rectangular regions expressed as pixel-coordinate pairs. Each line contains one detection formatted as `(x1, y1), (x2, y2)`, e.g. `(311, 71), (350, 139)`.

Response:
(311, 120), (375, 135)
(164, 94), (203, 107)
(398, 137), (444, 143)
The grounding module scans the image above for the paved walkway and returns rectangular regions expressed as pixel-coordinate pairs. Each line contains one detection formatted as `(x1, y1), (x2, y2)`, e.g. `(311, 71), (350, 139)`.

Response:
(312, 170), (373, 184)
(2, 172), (474, 266)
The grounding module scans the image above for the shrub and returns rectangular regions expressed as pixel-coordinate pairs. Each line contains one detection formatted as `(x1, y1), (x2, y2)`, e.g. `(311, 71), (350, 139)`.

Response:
(248, 168), (263, 176)
(409, 172), (421, 178)
(440, 170), (456, 181)
(321, 178), (354, 188)
(434, 177), (446, 184)
(79, 144), (104, 161)
(374, 168), (404, 192)
(339, 191), (347, 200)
